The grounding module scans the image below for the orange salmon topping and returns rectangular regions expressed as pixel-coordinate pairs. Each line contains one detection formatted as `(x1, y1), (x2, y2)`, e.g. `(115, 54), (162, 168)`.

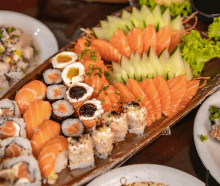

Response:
(56, 54), (72, 63)
(48, 73), (60, 82)
(6, 143), (23, 158)
(53, 87), (63, 97)
(17, 163), (34, 182)
(56, 104), (68, 113)
(1, 121), (17, 139)
(66, 123), (80, 134)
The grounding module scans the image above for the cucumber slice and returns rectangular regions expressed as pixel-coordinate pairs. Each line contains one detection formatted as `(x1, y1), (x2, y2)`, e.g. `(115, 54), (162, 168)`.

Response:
(112, 62), (128, 84)
(130, 7), (145, 29)
(170, 15), (184, 31)
(92, 27), (111, 41)
(121, 9), (132, 20)
(120, 55), (135, 79)
(159, 8), (171, 30)
(107, 16), (129, 33)
(159, 48), (170, 60)
(133, 52), (142, 82)
(158, 48), (170, 79)
(100, 20), (108, 28)
(183, 61), (193, 81)
(141, 51), (148, 61)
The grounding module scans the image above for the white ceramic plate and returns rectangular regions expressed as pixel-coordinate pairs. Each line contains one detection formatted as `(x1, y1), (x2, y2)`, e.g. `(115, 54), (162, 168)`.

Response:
(0, 10), (58, 63)
(194, 89), (220, 184)
(87, 164), (204, 186)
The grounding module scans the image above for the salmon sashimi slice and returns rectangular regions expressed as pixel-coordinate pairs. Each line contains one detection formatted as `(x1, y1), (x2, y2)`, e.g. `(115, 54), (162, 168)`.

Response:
(140, 78), (162, 120)
(143, 24), (157, 54)
(38, 135), (68, 177)
(153, 75), (172, 116)
(1, 121), (17, 139)
(91, 39), (121, 63)
(81, 59), (108, 74)
(177, 80), (199, 111)
(15, 80), (47, 115)
(31, 120), (61, 158)
(23, 100), (52, 140)
(114, 82), (135, 104)
(167, 75), (186, 116)
(127, 27), (143, 56)
(17, 162), (35, 182)
(156, 25), (171, 56)
(168, 31), (181, 54)
(110, 29), (131, 58)
(6, 143), (23, 157)
(126, 79), (154, 125)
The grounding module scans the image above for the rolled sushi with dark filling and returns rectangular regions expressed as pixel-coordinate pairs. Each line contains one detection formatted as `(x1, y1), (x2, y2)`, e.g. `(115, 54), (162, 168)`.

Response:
(91, 125), (114, 159)
(0, 116), (26, 139)
(79, 98), (104, 130)
(62, 118), (84, 137)
(66, 82), (94, 117)
(46, 84), (66, 102)
(43, 68), (62, 85)
(209, 105), (220, 140)
(102, 111), (128, 143)
(68, 134), (94, 170)
(122, 101), (148, 135)
(0, 156), (41, 186)
(0, 99), (20, 117)
(0, 137), (32, 158)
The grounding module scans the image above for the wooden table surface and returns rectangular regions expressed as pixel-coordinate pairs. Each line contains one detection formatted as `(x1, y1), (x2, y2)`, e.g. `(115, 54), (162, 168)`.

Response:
(2, 0), (219, 185)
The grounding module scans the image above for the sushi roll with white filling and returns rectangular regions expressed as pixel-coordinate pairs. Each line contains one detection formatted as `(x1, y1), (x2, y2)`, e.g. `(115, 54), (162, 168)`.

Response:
(91, 125), (114, 159)
(0, 99), (20, 117)
(122, 101), (148, 135)
(43, 68), (62, 85)
(0, 116), (26, 139)
(102, 111), (128, 143)
(68, 134), (94, 170)
(46, 84), (66, 101)
(0, 156), (41, 186)
(62, 118), (84, 137)
(0, 137), (32, 158)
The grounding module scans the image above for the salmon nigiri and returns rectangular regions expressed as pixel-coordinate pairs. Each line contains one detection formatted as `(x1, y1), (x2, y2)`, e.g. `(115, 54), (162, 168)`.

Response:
(31, 120), (61, 158)
(156, 25), (171, 56)
(168, 30), (181, 54)
(15, 80), (47, 115)
(153, 75), (171, 117)
(23, 100), (52, 139)
(143, 24), (157, 54)
(38, 135), (68, 184)
(114, 82), (135, 104)
(110, 29), (131, 58)
(126, 79), (155, 125)
(91, 39), (122, 63)
(140, 78), (162, 120)
(167, 75), (186, 116)
(127, 27), (143, 56)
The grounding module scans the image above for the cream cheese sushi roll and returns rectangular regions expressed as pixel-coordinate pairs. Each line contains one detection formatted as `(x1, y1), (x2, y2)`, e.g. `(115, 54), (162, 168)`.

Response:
(0, 99), (20, 117)
(79, 98), (104, 130)
(122, 101), (148, 135)
(102, 111), (128, 143)
(0, 116), (26, 139)
(43, 68), (62, 85)
(66, 83), (94, 117)
(91, 125), (114, 159)
(62, 119), (84, 137)
(46, 84), (66, 102)
(0, 137), (32, 158)
(0, 156), (41, 186)
(61, 62), (85, 88)
(68, 134), (94, 170)
(51, 51), (78, 70)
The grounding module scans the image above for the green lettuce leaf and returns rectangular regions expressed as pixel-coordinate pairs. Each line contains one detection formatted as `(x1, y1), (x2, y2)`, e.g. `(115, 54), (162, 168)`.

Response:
(208, 17), (220, 41)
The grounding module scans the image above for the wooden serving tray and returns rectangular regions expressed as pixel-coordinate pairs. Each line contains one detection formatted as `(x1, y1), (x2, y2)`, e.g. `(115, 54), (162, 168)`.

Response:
(2, 6), (220, 186)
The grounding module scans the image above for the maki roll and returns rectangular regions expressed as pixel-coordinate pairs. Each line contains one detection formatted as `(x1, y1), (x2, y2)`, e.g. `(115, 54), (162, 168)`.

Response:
(91, 125), (114, 159)
(0, 99), (20, 117)
(52, 100), (74, 122)
(68, 134), (94, 170)
(46, 84), (66, 102)
(61, 62), (85, 88)
(62, 119), (84, 137)
(0, 156), (41, 186)
(51, 51), (78, 70)
(122, 101), (148, 135)
(43, 68), (62, 85)
(66, 83), (94, 117)
(0, 116), (26, 139)
(102, 111), (128, 143)
(79, 98), (104, 130)
(38, 135), (68, 184)
(0, 137), (32, 158)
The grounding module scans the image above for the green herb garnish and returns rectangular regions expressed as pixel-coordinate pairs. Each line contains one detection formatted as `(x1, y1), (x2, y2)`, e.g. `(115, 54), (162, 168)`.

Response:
(105, 72), (111, 80)
(85, 42), (90, 47)
(13, 50), (22, 57)
(94, 73), (102, 78)
(67, 48), (70, 51)
(200, 135), (208, 142)
(6, 27), (15, 33)
(115, 90), (120, 94)
(80, 48), (91, 58)
(115, 95), (122, 103)
(96, 67), (103, 74)
(105, 92), (108, 96)
(13, 35), (19, 38)
(209, 105), (220, 121)
(208, 17), (220, 41)
(90, 55), (97, 62)
(99, 84), (109, 93)
(0, 34), (3, 39)
(101, 99), (105, 103)
(136, 97), (142, 102)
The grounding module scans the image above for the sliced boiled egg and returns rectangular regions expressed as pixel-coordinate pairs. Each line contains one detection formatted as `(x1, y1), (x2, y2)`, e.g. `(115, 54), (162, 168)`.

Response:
(62, 62), (85, 88)
(52, 51), (78, 70)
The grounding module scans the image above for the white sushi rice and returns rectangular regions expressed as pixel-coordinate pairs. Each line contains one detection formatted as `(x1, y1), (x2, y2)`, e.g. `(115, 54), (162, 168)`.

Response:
(68, 134), (94, 170)
(62, 119), (84, 137)
(52, 100), (74, 117)
(54, 150), (68, 174)
(43, 68), (62, 85)
(46, 84), (66, 100)
(0, 99), (20, 117)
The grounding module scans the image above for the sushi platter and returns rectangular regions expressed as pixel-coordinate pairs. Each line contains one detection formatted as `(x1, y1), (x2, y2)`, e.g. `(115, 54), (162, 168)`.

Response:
(1, 4), (220, 186)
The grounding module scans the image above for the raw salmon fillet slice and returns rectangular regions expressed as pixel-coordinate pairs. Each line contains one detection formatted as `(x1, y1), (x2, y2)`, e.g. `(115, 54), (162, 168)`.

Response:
(110, 29), (131, 58)
(143, 24), (157, 54)
(6, 143), (23, 157)
(1, 121), (17, 139)
(114, 82), (135, 104)
(177, 80), (199, 111)
(127, 27), (144, 56)
(126, 79), (155, 125)
(91, 39), (122, 63)
(167, 75), (186, 116)
(140, 78), (162, 120)
(156, 25), (171, 56)
(168, 30), (181, 54)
